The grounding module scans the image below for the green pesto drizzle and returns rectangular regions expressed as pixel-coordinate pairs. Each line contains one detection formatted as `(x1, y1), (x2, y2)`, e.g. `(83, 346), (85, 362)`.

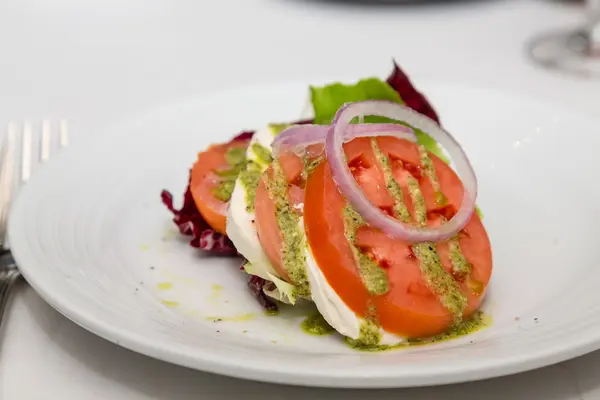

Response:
(407, 175), (428, 225)
(224, 147), (246, 166)
(238, 161), (262, 212)
(343, 204), (388, 295)
(346, 311), (489, 352)
(303, 155), (324, 177)
(212, 180), (235, 202)
(418, 145), (447, 206)
(266, 159), (310, 297)
(214, 163), (245, 180)
(264, 309), (279, 317)
(407, 172), (466, 324)
(411, 310), (489, 344)
(239, 140), (273, 212)
(212, 147), (247, 202)
(445, 217), (472, 279)
(418, 147), (471, 279)
(412, 242), (467, 325)
(371, 139), (411, 223)
(375, 145), (467, 325)
(301, 312), (335, 336)
(251, 142), (273, 165)
(345, 319), (382, 349)
(475, 205), (484, 219)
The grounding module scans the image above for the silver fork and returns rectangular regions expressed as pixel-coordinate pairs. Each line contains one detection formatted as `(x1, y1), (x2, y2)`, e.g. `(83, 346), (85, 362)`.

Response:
(0, 120), (69, 328)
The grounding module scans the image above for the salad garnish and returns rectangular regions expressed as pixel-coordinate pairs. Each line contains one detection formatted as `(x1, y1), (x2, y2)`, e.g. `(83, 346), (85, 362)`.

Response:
(161, 61), (492, 349)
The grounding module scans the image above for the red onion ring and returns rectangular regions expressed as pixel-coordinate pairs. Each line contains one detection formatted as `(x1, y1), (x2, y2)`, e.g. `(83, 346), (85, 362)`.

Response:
(325, 100), (477, 243)
(272, 123), (416, 157)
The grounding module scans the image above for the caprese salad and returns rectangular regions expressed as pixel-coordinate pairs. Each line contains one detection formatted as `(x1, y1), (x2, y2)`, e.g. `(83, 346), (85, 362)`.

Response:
(162, 62), (492, 349)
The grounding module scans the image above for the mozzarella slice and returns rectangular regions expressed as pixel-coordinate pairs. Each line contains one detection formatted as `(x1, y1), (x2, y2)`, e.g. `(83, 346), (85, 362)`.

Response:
(300, 217), (405, 345)
(226, 125), (296, 304)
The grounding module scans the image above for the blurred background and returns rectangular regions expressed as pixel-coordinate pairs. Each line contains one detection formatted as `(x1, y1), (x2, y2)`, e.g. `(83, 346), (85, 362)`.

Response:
(0, 0), (597, 142)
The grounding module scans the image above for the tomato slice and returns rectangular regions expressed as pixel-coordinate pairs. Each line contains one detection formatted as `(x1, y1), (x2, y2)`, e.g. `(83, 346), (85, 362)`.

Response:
(190, 139), (249, 234)
(304, 137), (492, 338)
(254, 154), (305, 281)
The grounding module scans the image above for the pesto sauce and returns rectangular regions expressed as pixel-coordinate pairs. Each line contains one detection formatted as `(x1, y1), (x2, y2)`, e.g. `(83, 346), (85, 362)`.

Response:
(301, 312), (335, 335)
(412, 310), (490, 344)
(303, 155), (324, 177)
(264, 309), (280, 317)
(212, 180), (235, 202)
(345, 319), (382, 349)
(214, 163), (246, 180)
(212, 147), (248, 202)
(343, 204), (389, 295)
(418, 145), (447, 206)
(475, 205), (484, 219)
(236, 142), (274, 212)
(407, 167), (467, 325)
(371, 138), (411, 223)
(239, 161), (262, 212)
(205, 313), (256, 322)
(251, 142), (273, 165)
(346, 311), (490, 352)
(412, 242), (467, 325)
(448, 231), (472, 279)
(407, 175), (428, 225)
(224, 147), (246, 166)
(266, 159), (311, 297)
(375, 146), (468, 325)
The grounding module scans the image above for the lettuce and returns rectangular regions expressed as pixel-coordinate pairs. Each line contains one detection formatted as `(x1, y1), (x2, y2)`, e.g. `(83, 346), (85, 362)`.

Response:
(310, 78), (403, 124)
(310, 61), (448, 162)
(244, 262), (297, 305)
(264, 272), (297, 305)
(247, 274), (279, 312)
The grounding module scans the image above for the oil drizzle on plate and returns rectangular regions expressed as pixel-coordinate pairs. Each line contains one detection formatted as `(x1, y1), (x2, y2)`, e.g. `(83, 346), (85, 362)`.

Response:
(301, 312), (335, 336)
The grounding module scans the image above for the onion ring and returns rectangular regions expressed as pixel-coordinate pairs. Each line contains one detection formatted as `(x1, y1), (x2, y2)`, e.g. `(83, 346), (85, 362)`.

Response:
(325, 100), (477, 243)
(272, 123), (416, 157)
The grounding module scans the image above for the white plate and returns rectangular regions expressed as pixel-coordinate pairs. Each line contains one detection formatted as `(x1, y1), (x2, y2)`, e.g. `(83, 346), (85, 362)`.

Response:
(8, 80), (600, 388)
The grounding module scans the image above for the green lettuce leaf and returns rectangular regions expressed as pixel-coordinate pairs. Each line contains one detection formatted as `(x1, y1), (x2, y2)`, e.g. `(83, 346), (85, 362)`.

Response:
(309, 78), (448, 163)
(243, 262), (297, 305)
(264, 272), (297, 305)
(310, 78), (403, 124)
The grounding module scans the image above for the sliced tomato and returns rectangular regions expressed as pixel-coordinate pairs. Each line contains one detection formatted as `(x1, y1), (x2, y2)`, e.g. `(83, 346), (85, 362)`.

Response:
(303, 137), (492, 338)
(190, 139), (249, 234)
(254, 154), (306, 281)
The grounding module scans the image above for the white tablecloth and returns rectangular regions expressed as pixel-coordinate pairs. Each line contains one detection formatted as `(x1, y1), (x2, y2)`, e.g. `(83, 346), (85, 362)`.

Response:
(1, 0), (600, 398)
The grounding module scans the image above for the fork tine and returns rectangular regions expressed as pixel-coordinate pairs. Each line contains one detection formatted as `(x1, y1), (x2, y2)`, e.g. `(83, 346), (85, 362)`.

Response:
(22, 121), (32, 183)
(59, 119), (69, 148)
(0, 119), (68, 251)
(0, 123), (17, 249)
(40, 119), (51, 163)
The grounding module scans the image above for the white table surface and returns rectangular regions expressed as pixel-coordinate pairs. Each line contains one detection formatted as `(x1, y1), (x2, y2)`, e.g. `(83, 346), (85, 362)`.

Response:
(1, 0), (600, 398)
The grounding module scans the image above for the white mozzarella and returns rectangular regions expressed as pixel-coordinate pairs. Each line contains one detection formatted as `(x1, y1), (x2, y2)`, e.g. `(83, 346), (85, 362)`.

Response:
(226, 126), (296, 304)
(301, 218), (405, 344)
